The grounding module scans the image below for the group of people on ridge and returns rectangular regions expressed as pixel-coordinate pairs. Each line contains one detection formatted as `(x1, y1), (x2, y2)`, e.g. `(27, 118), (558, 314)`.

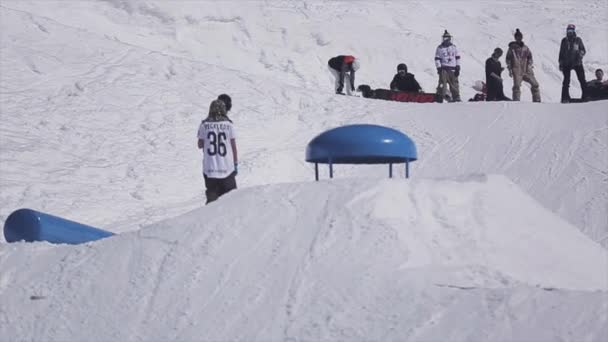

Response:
(478, 28), (540, 102)
(197, 25), (606, 205)
(328, 24), (606, 103)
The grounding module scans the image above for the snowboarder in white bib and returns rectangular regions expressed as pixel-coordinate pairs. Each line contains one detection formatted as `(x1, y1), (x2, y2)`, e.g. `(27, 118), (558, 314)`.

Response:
(506, 29), (541, 102)
(435, 30), (461, 102)
(197, 99), (238, 204)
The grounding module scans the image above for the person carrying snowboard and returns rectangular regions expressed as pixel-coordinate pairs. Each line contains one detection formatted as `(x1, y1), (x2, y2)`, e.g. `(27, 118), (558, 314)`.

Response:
(390, 63), (423, 92)
(434, 30), (461, 102)
(485, 48), (510, 101)
(558, 24), (587, 103)
(327, 55), (360, 95)
(197, 99), (238, 204)
(506, 29), (541, 102)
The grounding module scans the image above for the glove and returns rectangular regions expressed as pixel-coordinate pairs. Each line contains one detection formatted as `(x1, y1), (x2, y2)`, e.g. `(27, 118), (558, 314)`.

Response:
(234, 162), (238, 175)
(437, 68), (442, 75)
(454, 65), (460, 77)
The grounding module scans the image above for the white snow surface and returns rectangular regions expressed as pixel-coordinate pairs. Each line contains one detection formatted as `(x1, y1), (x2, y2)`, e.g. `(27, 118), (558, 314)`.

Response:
(1, 0), (607, 341)
(1, 176), (607, 341)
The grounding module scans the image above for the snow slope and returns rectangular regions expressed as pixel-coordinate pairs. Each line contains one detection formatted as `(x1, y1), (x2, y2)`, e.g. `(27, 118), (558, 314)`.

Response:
(1, 176), (606, 341)
(0, 0), (607, 340)
(1, 0), (607, 243)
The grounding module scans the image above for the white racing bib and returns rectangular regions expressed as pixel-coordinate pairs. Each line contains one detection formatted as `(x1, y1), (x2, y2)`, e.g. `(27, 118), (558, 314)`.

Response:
(197, 120), (236, 178)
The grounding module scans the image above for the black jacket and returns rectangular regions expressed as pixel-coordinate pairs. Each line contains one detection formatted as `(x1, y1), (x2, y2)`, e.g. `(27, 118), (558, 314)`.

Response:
(390, 73), (422, 92)
(559, 35), (586, 67)
(485, 57), (503, 84)
(328, 56), (348, 70)
(328, 55), (356, 91)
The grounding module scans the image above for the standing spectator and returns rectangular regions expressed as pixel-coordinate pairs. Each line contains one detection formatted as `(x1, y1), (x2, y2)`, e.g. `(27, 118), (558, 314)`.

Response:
(435, 30), (461, 102)
(327, 55), (360, 95)
(559, 24), (587, 103)
(197, 99), (238, 204)
(390, 63), (423, 92)
(506, 29), (541, 102)
(485, 48), (510, 101)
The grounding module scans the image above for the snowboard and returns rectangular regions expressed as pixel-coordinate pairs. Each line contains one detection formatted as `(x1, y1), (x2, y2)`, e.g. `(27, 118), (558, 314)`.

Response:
(384, 91), (438, 103)
(357, 85), (439, 103)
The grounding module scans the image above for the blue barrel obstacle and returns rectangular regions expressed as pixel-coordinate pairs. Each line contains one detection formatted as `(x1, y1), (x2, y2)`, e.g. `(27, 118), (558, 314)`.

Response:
(305, 124), (417, 180)
(3, 208), (114, 244)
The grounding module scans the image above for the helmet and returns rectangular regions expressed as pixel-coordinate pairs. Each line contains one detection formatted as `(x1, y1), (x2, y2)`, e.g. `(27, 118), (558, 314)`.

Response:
(566, 24), (576, 36)
(351, 59), (360, 71)
(397, 63), (407, 72)
(217, 94), (232, 111)
(472, 80), (485, 92)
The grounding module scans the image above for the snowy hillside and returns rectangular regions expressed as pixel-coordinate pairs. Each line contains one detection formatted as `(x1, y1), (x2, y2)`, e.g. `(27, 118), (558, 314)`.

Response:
(1, 0), (607, 243)
(1, 0), (607, 340)
(1, 177), (607, 341)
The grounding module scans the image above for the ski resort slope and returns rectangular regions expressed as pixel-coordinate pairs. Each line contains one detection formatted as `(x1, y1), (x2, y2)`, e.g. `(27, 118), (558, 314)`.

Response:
(1, 177), (607, 341)
(1, 0), (607, 244)
(0, 1), (608, 340)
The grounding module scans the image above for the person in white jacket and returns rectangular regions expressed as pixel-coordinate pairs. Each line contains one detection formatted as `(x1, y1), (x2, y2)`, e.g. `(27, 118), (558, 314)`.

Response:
(435, 30), (461, 102)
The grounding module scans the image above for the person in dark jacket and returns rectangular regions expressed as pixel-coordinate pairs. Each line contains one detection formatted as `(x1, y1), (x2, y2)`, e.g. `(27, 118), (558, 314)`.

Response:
(586, 69), (608, 101)
(587, 69), (606, 88)
(559, 24), (587, 103)
(327, 55), (360, 95)
(485, 48), (510, 101)
(390, 63), (422, 92)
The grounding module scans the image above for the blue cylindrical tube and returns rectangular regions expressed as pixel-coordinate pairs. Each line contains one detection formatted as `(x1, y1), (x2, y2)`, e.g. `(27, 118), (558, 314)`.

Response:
(3, 208), (114, 244)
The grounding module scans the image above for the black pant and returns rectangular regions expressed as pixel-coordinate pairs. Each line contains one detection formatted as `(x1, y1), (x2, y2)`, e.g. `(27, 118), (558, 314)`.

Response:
(486, 80), (510, 101)
(204, 172), (237, 204)
(329, 65), (353, 93)
(561, 65), (587, 102)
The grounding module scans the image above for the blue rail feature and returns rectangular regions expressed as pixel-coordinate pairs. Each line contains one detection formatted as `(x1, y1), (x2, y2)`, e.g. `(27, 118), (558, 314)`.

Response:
(4, 208), (114, 244)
